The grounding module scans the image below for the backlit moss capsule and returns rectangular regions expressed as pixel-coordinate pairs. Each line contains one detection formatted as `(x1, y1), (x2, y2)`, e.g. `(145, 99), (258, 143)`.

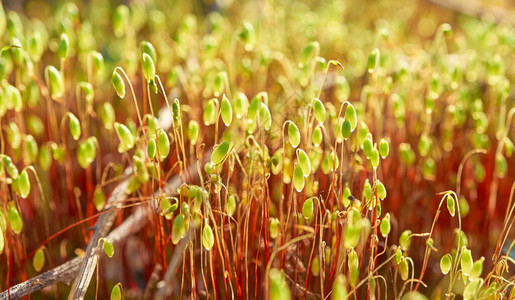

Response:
(370, 148), (380, 168)
(496, 154), (507, 178)
(101, 102), (115, 131)
(469, 257), (484, 279)
(344, 104), (357, 131)
(114, 122), (135, 153)
(461, 246), (473, 276)
(332, 274), (348, 300)
(24, 135), (38, 164)
(238, 21), (256, 51)
(103, 238), (114, 258)
(140, 41), (157, 62)
(45, 66), (64, 99)
(302, 197), (314, 219)
(111, 71), (125, 98)
(39, 143), (52, 171)
(113, 5), (129, 37)
(287, 122), (300, 148)
(348, 249), (359, 286)
(367, 48), (380, 73)
(398, 258), (409, 281)
(379, 138), (389, 158)
(33, 247), (45, 272)
(376, 180), (386, 200)
(269, 269), (291, 300)
(94, 187), (105, 211)
(234, 92), (248, 119)
(399, 230), (412, 251)
(7, 202), (22, 234)
(418, 134), (431, 157)
(259, 103), (272, 130)
(77, 138), (96, 169)
(445, 194), (455, 217)
(142, 53), (155, 82)
(211, 141), (232, 165)
(341, 119), (351, 140)
(5, 85), (22, 112)
(147, 137), (156, 159)
(220, 94), (232, 127)
(293, 165), (305, 192)
(313, 98), (326, 123)
(203, 99), (217, 126)
(187, 120), (199, 145)
(58, 33), (70, 59)
(226, 194), (236, 217)
(68, 113), (81, 141)
(89, 51), (104, 75)
(17, 169), (30, 199)
(110, 283), (122, 300)
(3, 156), (18, 179)
(344, 209), (361, 249)
(380, 213), (391, 237)
(6, 122), (21, 150)
(157, 129), (170, 161)
(463, 278), (481, 300)
(504, 138), (514, 157)
(440, 253), (452, 275)
(172, 214), (186, 245)
(422, 158), (436, 179)
(311, 256), (320, 276)
(297, 149), (311, 177)
(269, 218), (280, 238)
(202, 223), (215, 250)
(312, 125), (323, 146)
(362, 136), (373, 158)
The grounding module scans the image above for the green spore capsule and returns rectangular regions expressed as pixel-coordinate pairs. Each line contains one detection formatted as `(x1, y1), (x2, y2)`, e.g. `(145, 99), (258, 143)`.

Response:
(293, 165), (305, 192)
(68, 113), (81, 141)
(376, 180), (386, 200)
(211, 141), (232, 165)
(33, 247), (45, 272)
(203, 99), (217, 126)
(142, 53), (155, 81)
(313, 98), (326, 123)
(234, 92), (248, 119)
(58, 33), (70, 59)
(202, 224), (215, 250)
(399, 230), (412, 251)
(94, 187), (106, 211)
(114, 122), (135, 153)
(157, 129), (170, 161)
(269, 269), (291, 300)
(111, 71), (125, 98)
(45, 65), (64, 99)
(440, 253), (452, 275)
(8, 202), (23, 234)
(344, 103), (357, 131)
(302, 197), (314, 219)
(379, 138), (389, 158)
(220, 94), (233, 126)
(172, 214), (186, 245)
(287, 122), (301, 148)
(103, 238), (114, 258)
(110, 283), (122, 300)
(461, 246), (473, 276)
(446, 194), (455, 217)
(188, 120), (200, 145)
(17, 168), (30, 199)
(296, 149), (311, 177)
(380, 213), (391, 237)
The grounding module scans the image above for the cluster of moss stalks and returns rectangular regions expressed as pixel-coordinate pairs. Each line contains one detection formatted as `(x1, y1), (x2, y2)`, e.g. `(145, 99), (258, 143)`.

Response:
(0, 0), (513, 299)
